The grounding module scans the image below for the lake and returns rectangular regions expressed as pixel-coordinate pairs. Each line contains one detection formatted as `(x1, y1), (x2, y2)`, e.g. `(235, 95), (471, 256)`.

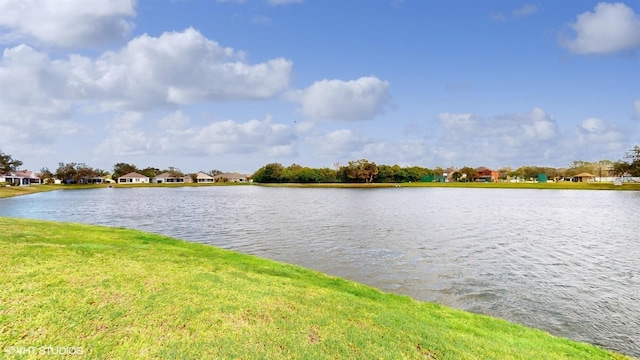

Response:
(1, 186), (639, 357)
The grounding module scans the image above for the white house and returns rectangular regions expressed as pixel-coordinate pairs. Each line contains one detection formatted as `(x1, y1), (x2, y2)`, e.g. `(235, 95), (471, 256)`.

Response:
(152, 172), (186, 183)
(118, 172), (149, 184)
(195, 172), (215, 183)
(0, 170), (42, 186)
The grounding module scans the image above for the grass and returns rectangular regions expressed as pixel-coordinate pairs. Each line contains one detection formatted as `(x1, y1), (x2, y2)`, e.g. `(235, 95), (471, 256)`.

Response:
(0, 217), (631, 359)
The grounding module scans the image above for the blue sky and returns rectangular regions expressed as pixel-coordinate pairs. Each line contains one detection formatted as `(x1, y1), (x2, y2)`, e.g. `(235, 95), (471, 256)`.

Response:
(1, 0), (639, 174)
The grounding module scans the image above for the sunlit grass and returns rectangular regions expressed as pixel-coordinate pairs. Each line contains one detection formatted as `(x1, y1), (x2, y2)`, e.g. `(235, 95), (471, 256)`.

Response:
(0, 217), (630, 359)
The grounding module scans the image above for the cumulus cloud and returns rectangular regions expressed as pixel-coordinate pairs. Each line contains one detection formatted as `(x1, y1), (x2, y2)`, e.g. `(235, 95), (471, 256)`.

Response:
(573, 117), (628, 152)
(90, 28), (292, 109)
(158, 110), (189, 130)
(491, 3), (540, 21)
(305, 129), (372, 159)
(267, 0), (303, 5)
(0, 28), (293, 112)
(106, 111), (144, 131)
(0, 0), (135, 48)
(97, 114), (297, 159)
(290, 76), (390, 121)
(560, 2), (640, 54)
(513, 3), (540, 17)
(0, 28), (294, 162)
(434, 108), (560, 164)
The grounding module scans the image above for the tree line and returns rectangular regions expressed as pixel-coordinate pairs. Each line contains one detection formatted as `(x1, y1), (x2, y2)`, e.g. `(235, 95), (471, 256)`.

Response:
(2, 145), (639, 184)
(252, 146), (640, 183)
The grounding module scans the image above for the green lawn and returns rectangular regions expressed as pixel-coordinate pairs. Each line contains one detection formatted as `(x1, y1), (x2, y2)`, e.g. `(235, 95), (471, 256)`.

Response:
(0, 218), (631, 359)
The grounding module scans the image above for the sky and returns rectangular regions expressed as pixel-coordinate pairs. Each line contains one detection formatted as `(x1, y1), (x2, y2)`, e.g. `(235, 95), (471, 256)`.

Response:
(0, 0), (639, 174)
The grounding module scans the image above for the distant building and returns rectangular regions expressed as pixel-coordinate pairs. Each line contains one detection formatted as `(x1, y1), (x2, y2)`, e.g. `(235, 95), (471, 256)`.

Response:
(213, 173), (251, 183)
(474, 167), (499, 182)
(152, 172), (186, 183)
(195, 172), (215, 183)
(118, 172), (149, 184)
(0, 170), (42, 186)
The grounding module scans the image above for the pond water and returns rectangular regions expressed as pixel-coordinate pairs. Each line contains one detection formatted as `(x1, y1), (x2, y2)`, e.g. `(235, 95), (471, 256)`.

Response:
(1, 186), (639, 357)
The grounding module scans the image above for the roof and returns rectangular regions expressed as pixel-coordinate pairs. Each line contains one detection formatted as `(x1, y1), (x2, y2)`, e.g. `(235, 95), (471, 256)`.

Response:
(574, 172), (595, 177)
(154, 172), (179, 178)
(213, 172), (249, 179)
(6, 170), (39, 179)
(476, 167), (495, 172)
(196, 172), (214, 179)
(120, 172), (148, 178)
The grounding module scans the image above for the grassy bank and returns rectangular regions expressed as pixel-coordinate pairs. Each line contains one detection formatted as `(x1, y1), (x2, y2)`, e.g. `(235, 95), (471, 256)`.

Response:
(0, 218), (630, 359)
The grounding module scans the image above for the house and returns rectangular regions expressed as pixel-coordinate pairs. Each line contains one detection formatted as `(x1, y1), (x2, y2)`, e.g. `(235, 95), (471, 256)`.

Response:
(118, 172), (149, 184)
(213, 172), (251, 183)
(195, 172), (215, 183)
(152, 172), (186, 183)
(474, 167), (500, 182)
(574, 172), (595, 183)
(0, 170), (42, 186)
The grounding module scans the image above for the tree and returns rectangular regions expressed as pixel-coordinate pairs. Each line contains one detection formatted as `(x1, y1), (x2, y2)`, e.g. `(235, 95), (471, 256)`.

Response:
(252, 163), (284, 183)
(112, 163), (139, 181)
(165, 166), (184, 178)
(625, 145), (640, 177)
(459, 166), (476, 182)
(0, 151), (23, 174)
(140, 167), (161, 179)
(340, 159), (378, 183)
(612, 161), (630, 177)
(55, 162), (101, 184)
(39, 167), (55, 184)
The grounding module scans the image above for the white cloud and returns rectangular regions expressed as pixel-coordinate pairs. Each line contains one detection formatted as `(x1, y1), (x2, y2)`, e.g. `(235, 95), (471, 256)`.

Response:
(96, 128), (152, 156)
(560, 2), (640, 54)
(97, 114), (298, 159)
(0, 28), (294, 164)
(290, 76), (390, 121)
(267, 0), (303, 5)
(305, 129), (372, 159)
(491, 3), (539, 21)
(106, 112), (144, 131)
(513, 3), (540, 17)
(0, 0), (135, 48)
(490, 13), (507, 21)
(573, 117), (627, 151)
(0, 28), (293, 112)
(434, 108), (560, 165)
(390, 0), (404, 9)
(252, 15), (272, 24)
(91, 28), (292, 109)
(158, 110), (189, 130)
